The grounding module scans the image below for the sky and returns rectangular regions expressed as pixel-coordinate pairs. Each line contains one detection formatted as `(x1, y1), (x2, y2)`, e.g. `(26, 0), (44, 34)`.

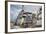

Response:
(10, 4), (41, 22)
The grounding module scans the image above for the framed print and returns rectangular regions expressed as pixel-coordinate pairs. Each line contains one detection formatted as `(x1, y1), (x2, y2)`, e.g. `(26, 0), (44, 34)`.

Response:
(5, 1), (45, 33)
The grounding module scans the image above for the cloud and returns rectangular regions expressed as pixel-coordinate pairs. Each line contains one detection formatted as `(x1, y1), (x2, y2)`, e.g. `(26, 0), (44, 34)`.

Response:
(10, 5), (41, 22)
